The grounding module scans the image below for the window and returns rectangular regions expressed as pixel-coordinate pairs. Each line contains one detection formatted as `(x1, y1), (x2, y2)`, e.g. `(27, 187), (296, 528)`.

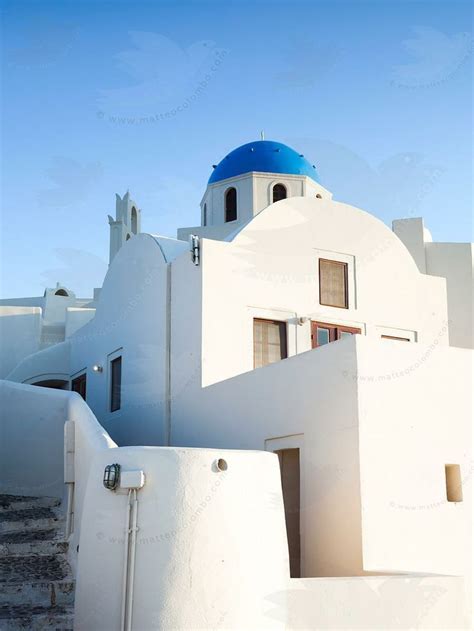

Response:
(110, 356), (122, 412)
(445, 464), (463, 502)
(381, 335), (410, 342)
(253, 319), (287, 368)
(55, 289), (69, 297)
(311, 321), (360, 348)
(71, 373), (87, 400)
(203, 203), (207, 226)
(225, 187), (237, 222)
(319, 259), (348, 308)
(131, 207), (138, 234)
(272, 183), (287, 203)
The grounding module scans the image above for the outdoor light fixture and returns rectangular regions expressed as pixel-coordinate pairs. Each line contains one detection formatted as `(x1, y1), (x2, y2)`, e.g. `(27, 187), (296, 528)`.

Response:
(298, 316), (310, 326)
(92, 364), (103, 373)
(103, 463), (121, 490)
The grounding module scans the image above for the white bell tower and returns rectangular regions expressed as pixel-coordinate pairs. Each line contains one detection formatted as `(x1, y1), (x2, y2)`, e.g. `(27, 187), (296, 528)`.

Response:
(108, 191), (141, 263)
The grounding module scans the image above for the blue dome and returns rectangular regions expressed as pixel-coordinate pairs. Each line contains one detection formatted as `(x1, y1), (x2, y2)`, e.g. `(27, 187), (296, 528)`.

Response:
(208, 140), (319, 184)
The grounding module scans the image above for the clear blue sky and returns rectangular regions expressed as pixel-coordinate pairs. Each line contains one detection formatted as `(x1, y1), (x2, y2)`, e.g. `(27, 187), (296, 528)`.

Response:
(1, 0), (472, 298)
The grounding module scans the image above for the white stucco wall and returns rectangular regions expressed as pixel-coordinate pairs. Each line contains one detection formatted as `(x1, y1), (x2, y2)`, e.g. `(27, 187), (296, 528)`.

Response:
(65, 307), (96, 338)
(68, 234), (171, 446)
(0, 306), (42, 378)
(6, 340), (70, 385)
(286, 575), (467, 629)
(200, 197), (448, 387)
(0, 380), (70, 497)
(172, 338), (363, 578)
(75, 447), (289, 631)
(425, 242), (473, 349)
(171, 334), (472, 584)
(393, 218), (473, 350)
(356, 337), (471, 578)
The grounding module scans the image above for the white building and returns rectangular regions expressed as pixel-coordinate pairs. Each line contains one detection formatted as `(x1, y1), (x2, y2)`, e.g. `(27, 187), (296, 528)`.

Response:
(0, 139), (472, 629)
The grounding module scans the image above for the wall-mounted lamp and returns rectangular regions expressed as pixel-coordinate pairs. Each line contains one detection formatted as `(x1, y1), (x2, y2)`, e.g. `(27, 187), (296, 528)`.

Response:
(298, 316), (310, 326)
(103, 463), (121, 490)
(92, 364), (103, 373)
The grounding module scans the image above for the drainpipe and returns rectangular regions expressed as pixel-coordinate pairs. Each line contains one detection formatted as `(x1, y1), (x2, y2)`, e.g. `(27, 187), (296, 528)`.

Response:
(114, 469), (145, 631)
(164, 263), (172, 446)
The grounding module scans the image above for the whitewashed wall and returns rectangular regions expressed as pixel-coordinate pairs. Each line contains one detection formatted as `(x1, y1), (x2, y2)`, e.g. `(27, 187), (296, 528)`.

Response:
(425, 242), (473, 349)
(0, 380), (68, 497)
(171, 337), (363, 578)
(75, 447), (289, 631)
(171, 335), (471, 584)
(68, 234), (172, 446)
(0, 306), (41, 378)
(200, 197), (448, 387)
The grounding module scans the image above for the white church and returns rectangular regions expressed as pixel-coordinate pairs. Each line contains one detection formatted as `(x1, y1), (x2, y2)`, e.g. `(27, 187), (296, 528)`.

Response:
(0, 139), (472, 630)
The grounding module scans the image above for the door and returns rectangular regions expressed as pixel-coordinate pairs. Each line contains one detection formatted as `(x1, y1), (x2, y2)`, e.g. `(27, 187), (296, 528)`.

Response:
(275, 448), (301, 577)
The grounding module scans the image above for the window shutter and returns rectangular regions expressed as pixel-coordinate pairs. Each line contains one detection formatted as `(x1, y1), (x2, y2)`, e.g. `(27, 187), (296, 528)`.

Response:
(319, 259), (348, 308)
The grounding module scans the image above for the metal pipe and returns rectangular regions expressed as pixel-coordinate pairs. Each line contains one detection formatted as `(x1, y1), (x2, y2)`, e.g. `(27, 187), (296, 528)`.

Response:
(120, 490), (132, 631)
(125, 489), (139, 631)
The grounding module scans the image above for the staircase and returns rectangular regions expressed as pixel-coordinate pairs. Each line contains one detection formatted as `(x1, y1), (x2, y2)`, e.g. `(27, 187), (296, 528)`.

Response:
(0, 495), (75, 630)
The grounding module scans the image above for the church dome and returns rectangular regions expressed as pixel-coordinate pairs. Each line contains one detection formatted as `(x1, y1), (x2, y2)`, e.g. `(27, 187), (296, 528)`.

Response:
(208, 140), (319, 184)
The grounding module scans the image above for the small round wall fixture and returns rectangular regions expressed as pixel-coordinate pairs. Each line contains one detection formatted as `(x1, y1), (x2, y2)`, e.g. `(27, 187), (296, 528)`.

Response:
(215, 458), (228, 472)
(92, 364), (103, 373)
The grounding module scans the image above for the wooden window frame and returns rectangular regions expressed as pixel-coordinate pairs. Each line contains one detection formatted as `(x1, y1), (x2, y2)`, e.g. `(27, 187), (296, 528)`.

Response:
(318, 258), (349, 309)
(311, 320), (361, 349)
(253, 318), (288, 369)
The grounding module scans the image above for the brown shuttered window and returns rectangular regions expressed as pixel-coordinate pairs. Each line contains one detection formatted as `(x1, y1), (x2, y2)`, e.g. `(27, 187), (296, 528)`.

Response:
(253, 319), (288, 369)
(319, 259), (348, 308)
(110, 356), (122, 412)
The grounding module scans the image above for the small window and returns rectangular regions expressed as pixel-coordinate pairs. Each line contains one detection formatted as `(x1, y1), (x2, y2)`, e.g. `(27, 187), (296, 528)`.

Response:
(110, 356), (122, 412)
(71, 373), (87, 400)
(126, 234), (131, 241)
(311, 321), (360, 348)
(131, 207), (138, 234)
(55, 289), (69, 297)
(445, 464), (463, 502)
(319, 259), (348, 309)
(253, 319), (287, 368)
(225, 187), (237, 222)
(316, 194), (322, 199)
(203, 203), (207, 227)
(381, 335), (410, 342)
(272, 183), (287, 203)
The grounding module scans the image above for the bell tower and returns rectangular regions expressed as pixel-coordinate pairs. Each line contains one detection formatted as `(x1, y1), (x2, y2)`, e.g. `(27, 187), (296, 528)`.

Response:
(108, 191), (141, 263)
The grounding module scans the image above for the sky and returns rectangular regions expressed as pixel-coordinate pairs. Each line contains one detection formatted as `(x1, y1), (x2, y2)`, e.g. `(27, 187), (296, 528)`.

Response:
(1, 0), (472, 298)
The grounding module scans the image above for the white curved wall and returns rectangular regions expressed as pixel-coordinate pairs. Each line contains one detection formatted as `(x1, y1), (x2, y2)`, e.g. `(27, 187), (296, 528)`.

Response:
(199, 196), (448, 386)
(75, 447), (289, 630)
(69, 234), (171, 446)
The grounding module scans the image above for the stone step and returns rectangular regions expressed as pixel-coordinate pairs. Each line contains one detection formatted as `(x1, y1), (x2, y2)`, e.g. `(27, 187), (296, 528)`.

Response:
(0, 581), (75, 607)
(0, 554), (70, 584)
(0, 605), (74, 630)
(0, 496), (61, 512)
(0, 529), (62, 545)
(0, 540), (68, 557)
(0, 507), (63, 535)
